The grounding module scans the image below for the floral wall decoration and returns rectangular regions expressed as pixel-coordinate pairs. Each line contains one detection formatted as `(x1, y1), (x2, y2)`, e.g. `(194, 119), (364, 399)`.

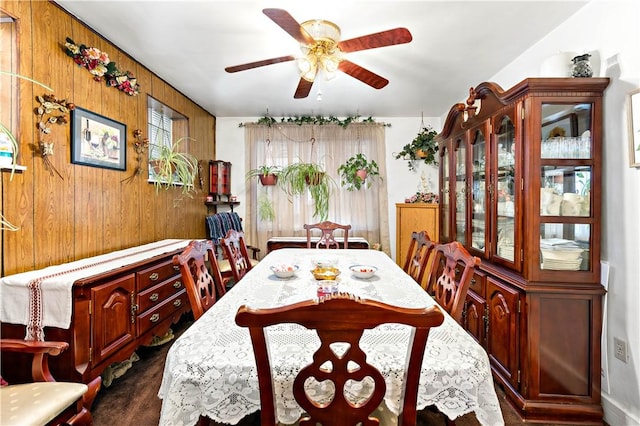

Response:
(122, 128), (149, 183)
(34, 94), (75, 179)
(63, 37), (140, 96)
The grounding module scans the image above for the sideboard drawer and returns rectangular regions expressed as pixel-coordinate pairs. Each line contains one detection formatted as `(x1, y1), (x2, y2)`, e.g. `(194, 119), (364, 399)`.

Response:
(137, 290), (187, 336)
(137, 276), (184, 314)
(137, 259), (181, 292)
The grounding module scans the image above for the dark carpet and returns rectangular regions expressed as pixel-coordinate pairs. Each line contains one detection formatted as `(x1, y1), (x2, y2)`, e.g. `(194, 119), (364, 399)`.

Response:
(90, 317), (570, 426)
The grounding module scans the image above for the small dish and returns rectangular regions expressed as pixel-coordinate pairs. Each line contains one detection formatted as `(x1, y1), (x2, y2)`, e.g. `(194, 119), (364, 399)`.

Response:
(270, 264), (299, 279)
(349, 264), (378, 279)
(311, 267), (341, 281)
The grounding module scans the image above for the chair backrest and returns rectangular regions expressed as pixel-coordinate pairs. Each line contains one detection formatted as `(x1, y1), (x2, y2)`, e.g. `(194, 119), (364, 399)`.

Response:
(402, 231), (437, 288)
(426, 241), (480, 323)
(235, 293), (444, 426)
(303, 220), (351, 249)
(220, 229), (253, 283)
(173, 240), (225, 320)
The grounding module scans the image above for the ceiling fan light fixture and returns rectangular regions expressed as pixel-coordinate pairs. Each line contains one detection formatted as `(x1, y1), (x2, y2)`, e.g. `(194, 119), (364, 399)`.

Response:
(301, 19), (341, 45)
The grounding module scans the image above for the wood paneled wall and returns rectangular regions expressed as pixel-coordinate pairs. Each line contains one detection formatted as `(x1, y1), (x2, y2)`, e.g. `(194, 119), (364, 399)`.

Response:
(0, 1), (216, 275)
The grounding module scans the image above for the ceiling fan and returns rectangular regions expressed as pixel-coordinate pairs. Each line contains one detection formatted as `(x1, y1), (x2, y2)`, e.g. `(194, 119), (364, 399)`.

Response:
(225, 8), (412, 99)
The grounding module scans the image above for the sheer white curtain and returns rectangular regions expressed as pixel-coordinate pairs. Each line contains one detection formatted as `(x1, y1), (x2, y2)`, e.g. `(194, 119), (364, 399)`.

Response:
(244, 123), (390, 256)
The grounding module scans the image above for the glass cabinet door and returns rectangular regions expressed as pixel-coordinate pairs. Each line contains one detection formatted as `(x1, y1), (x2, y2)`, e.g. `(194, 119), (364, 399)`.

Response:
(539, 103), (593, 272)
(454, 137), (467, 246)
(470, 126), (488, 257)
(439, 142), (451, 242)
(492, 114), (517, 264)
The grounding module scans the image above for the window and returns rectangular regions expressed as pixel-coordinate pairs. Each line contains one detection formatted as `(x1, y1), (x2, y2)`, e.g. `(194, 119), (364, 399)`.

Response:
(147, 96), (189, 182)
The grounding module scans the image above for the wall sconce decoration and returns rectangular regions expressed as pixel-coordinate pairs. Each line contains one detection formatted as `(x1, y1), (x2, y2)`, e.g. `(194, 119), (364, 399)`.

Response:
(34, 93), (75, 179)
(122, 128), (149, 183)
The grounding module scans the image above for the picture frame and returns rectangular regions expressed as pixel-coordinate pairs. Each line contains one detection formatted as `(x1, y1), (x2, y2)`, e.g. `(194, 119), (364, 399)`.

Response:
(71, 106), (126, 170)
(628, 88), (640, 168)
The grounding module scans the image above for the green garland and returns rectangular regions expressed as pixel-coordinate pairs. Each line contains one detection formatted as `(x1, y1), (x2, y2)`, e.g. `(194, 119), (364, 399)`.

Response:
(240, 114), (390, 129)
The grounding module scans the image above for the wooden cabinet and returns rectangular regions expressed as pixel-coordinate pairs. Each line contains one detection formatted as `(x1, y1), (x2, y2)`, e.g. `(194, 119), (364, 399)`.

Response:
(1, 243), (189, 386)
(395, 203), (439, 266)
(438, 78), (609, 423)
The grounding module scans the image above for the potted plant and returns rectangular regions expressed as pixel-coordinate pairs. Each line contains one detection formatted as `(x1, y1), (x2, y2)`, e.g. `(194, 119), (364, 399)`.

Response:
(246, 164), (281, 186)
(278, 162), (335, 220)
(149, 137), (198, 199)
(394, 125), (439, 171)
(337, 153), (381, 191)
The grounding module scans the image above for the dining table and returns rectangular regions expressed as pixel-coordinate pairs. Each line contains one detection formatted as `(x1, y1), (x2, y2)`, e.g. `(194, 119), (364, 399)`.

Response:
(158, 248), (504, 426)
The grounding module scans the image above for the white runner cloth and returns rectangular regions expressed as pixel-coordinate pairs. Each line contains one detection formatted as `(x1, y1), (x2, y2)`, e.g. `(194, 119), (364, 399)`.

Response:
(0, 239), (190, 339)
(158, 248), (504, 426)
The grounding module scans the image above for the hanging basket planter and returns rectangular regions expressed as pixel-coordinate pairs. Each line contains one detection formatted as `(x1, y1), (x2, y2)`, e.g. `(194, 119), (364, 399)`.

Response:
(258, 173), (278, 186)
(305, 171), (326, 186)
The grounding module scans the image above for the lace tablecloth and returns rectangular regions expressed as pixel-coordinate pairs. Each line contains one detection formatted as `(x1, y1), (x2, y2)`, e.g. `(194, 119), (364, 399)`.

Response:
(158, 249), (504, 426)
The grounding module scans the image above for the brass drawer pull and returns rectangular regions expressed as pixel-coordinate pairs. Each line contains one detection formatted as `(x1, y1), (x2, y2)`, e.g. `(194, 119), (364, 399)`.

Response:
(149, 293), (159, 302)
(173, 281), (182, 289)
(149, 272), (159, 281)
(471, 278), (476, 284)
(150, 313), (160, 323)
(173, 265), (180, 271)
(173, 299), (182, 307)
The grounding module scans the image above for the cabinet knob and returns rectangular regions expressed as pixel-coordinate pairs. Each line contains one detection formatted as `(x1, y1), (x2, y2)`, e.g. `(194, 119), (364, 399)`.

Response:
(150, 313), (160, 323)
(173, 299), (182, 307)
(149, 272), (159, 281)
(173, 281), (182, 289)
(149, 293), (159, 302)
(173, 265), (180, 271)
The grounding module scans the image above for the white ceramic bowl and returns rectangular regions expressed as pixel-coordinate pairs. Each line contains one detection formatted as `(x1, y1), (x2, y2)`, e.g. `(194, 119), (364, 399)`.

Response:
(270, 264), (299, 278)
(540, 248), (583, 261)
(349, 264), (378, 279)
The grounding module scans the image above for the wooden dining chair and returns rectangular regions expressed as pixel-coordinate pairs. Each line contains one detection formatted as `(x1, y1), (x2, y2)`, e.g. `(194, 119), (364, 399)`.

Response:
(0, 339), (100, 426)
(402, 231), (437, 289)
(303, 220), (351, 249)
(220, 229), (254, 284)
(173, 240), (226, 320)
(235, 292), (445, 426)
(425, 241), (480, 323)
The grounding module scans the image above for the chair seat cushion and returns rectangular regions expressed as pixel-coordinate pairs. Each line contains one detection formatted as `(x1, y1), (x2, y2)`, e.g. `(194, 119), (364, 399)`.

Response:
(0, 382), (88, 426)
(218, 258), (259, 273)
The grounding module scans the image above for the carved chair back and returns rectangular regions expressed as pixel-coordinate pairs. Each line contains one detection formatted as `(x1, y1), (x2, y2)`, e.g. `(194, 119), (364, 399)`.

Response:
(235, 293), (444, 426)
(303, 221), (351, 249)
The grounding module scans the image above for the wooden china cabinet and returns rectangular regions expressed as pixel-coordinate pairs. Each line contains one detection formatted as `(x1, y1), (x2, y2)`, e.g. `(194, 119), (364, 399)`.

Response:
(437, 77), (609, 423)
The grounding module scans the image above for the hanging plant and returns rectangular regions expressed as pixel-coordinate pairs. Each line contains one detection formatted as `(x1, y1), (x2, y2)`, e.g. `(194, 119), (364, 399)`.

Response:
(394, 125), (439, 171)
(34, 93), (75, 179)
(337, 153), (381, 191)
(246, 164), (281, 186)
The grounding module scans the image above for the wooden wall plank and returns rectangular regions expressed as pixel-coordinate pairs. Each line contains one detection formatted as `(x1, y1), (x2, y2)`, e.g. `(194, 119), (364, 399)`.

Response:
(1, 1), (216, 275)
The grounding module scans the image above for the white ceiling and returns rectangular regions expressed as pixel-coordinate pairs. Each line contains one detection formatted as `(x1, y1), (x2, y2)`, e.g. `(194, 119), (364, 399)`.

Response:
(54, 0), (588, 118)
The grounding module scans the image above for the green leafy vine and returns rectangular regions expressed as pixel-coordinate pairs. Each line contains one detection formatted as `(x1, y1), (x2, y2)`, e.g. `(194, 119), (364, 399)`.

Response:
(240, 115), (389, 129)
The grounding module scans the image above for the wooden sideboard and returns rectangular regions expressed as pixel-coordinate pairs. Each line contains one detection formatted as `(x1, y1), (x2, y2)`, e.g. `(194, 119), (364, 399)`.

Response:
(395, 203), (439, 267)
(266, 236), (370, 252)
(1, 241), (190, 386)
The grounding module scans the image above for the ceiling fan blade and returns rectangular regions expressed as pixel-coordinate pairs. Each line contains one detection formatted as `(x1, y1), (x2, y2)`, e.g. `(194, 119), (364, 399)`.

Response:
(294, 78), (314, 99)
(225, 55), (295, 73)
(263, 8), (316, 45)
(338, 28), (412, 53)
(338, 60), (389, 89)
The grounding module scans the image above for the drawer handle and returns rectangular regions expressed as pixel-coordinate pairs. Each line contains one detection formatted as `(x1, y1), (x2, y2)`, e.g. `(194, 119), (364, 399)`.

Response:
(173, 299), (182, 307)
(150, 313), (160, 323)
(173, 281), (182, 289)
(149, 293), (159, 302)
(149, 273), (159, 281)
(471, 278), (476, 284)
(173, 265), (180, 271)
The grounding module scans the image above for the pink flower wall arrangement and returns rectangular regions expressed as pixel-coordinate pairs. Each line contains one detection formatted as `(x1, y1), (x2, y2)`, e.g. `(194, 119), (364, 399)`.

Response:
(63, 37), (140, 96)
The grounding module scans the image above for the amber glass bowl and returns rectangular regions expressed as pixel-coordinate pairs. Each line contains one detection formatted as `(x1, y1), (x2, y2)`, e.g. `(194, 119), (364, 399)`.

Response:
(311, 267), (341, 281)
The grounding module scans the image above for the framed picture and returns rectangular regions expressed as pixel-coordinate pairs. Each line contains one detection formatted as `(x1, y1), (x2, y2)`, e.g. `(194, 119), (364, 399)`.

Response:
(71, 107), (126, 170)
(628, 88), (640, 168)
